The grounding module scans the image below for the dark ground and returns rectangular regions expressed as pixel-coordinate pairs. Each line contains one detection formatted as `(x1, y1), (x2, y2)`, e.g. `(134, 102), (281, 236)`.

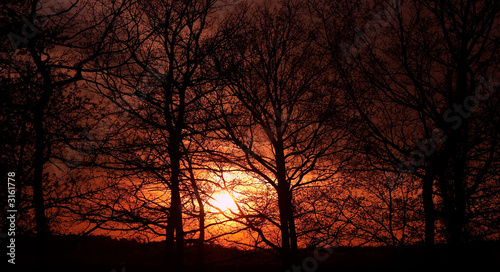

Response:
(1, 234), (499, 272)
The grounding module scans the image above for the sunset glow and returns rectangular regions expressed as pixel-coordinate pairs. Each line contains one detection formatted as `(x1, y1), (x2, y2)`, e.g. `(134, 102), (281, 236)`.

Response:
(211, 191), (238, 212)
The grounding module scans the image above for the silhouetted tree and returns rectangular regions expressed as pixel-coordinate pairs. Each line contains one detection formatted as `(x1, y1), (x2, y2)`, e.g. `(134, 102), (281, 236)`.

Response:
(88, 0), (226, 269)
(0, 0), (128, 268)
(314, 0), (500, 257)
(210, 0), (350, 268)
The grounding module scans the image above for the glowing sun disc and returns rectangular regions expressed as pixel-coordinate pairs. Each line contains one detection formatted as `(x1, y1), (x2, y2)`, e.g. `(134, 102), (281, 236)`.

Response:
(212, 192), (238, 212)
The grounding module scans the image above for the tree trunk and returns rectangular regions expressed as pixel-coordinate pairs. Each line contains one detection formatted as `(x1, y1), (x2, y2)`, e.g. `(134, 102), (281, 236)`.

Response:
(165, 217), (174, 266)
(277, 186), (291, 268)
(165, 123), (184, 270)
(422, 168), (436, 249)
(169, 158), (184, 270)
(166, 175), (184, 270)
(447, 55), (469, 247)
(29, 39), (53, 271)
(422, 166), (436, 269)
(33, 107), (48, 270)
(288, 190), (298, 260)
(275, 137), (294, 269)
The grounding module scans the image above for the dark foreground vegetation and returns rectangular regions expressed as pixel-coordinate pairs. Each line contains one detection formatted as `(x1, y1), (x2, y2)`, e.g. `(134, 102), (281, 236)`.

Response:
(2, 234), (499, 272)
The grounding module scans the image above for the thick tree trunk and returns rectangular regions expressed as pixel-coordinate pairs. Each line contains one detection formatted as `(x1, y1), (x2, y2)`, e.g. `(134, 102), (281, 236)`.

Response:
(288, 191), (298, 259)
(422, 167), (436, 269)
(165, 217), (174, 265)
(448, 134), (467, 248)
(29, 40), (53, 271)
(167, 129), (184, 271)
(422, 169), (435, 249)
(33, 108), (48, 270)
(169, 155), (184, 270)
(166, 174), (184, 270)
(275, 138), (295, 269)
(447, 57), (468, 247)
(277, 189), (291, 268)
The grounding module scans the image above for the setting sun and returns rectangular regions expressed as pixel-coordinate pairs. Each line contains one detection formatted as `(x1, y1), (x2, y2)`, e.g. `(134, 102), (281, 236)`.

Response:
(211, 191), (238, 212)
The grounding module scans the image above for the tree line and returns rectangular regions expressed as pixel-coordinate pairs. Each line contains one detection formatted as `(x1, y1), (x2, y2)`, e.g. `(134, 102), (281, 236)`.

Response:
(1, 0), (499, 270)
